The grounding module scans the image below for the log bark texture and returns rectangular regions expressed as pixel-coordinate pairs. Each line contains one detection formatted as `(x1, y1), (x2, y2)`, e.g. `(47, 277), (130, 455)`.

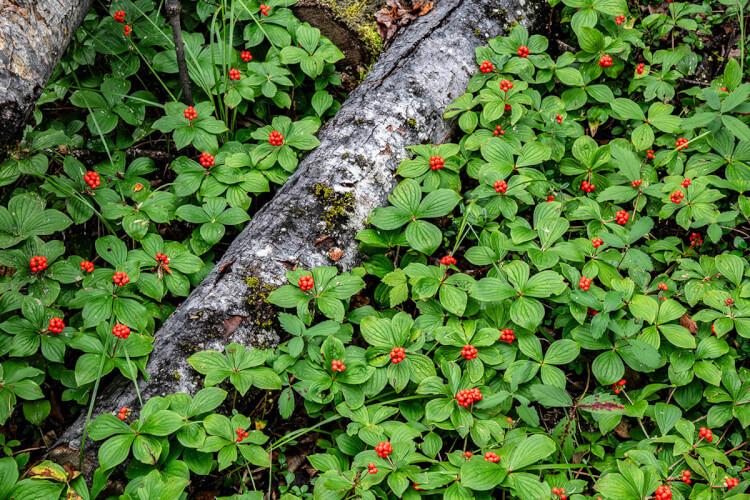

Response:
(54, 0), (549, 465)
(0, 0), (94, 145)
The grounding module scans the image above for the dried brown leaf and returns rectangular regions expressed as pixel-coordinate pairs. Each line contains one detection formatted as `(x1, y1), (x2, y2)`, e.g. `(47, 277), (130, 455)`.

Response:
(680, 313), (697, 335)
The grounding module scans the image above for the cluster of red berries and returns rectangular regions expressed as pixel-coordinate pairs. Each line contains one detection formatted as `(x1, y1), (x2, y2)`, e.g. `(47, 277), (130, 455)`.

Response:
(699, 427), (714, 442)
(719, 86), (728, 92)
(579, 276), (592, 291)
(551, 487), (567, 499)
(587, 307), (598, 317)
(658, 283), (668, 291)
(236, 428), (250, 442)
(615, 15), (626, 24)
(675, 137), (689, 150)
(241, 51), (253, 62)
(494, 180), (508, 193)
(461, 344), (478, 360)
(547, 195), (555, 202)
(84, 171), (101, 189)
(299, 275), (314, 291)
(440, 255), (457, 266)
(724, 477), (739, 490)
(184, 106), (198, 120)
(30, 256), (48, 273)
(117, 406), (129, 420)
(655, 485), (672, 500)
(331, 360), (346, 372)
(48, 317), (65, 334)
(712, 324), (716, 335)
(689, 232), (703, 247)
(268, 131), (284, 146)
(199, 152), (215, 167)
(581, 180), (596, 193)
(80, 260), (94, 273)
(368, 463), (378, 474)
(646, 149), (655, 159)
(681, 178), (691, 187)
(124, 25), (131, 36)
(113, 323), (131, 339)
(479, 60), (494, 73)
(499, 328), (515, 343)
(681, 470), (692, 484)
(499, 79), (513, 92)
(155, 252), (169, 264)
(462, 451), (472, 458)
(517, 45), (530, 57)
(505, 103), (511, 111)
(455, 388), (483, 407)
(114, 10), (126, 22)
(429, 155), (445, 170)
(612, 379), (626, 393)
(726, 298), (735, 306)
(555, 113), (563, 124)
(375, 441), (392, 458)
(599, 54), (613, 67)
(484, 451), (500, 462)
(390, 347), (406, 364)
(615, 210), (630, 225)
(493, 125), (504, 136)
(592, 238), (603, 248)
(259, 4), (271, 15)
(229, 68), (241, 80)
(632, 179), (643, 188)
(637, 63), (646, 74)
(113, 271), (130, 286)
(671, 190), (685, 203)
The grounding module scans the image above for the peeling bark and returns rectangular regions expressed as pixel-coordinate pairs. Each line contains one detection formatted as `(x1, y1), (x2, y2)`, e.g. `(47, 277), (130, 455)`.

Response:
(53, 0), (549, 468)
(0, 0), (94, 145)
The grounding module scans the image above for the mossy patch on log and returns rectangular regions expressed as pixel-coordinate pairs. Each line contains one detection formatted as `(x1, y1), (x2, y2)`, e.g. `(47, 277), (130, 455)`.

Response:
(313, 182), (355, 230)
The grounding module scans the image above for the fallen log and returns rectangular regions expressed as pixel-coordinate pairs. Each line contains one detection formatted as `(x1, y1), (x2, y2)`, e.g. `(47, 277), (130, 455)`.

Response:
(0, 0), (94, 145)
(53, 0), (549, 467)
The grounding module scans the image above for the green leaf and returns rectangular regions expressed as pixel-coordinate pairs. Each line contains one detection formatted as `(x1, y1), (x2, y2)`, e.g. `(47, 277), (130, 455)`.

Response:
(460, 459), (508, 491)
(653, 403), (681, 436)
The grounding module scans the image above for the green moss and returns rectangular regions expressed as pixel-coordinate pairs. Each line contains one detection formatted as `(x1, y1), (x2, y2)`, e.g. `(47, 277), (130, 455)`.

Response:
(328, 0), (383, 57)
(244, 275), (278, 329)
(406, 118), (418, 129)
(314, 182), (356, 230)
(473, 29), (482, 36)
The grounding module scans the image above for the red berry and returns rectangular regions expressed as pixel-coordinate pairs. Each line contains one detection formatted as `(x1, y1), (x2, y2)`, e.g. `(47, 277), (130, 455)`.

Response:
(429, 155), (445, 170)
(268, 130), (284, 146)
(646, 149), (655, 159)
(682, 178), (691, 187)
(80, 260), (94, 273)
(117, 406), (129, 420)
(580, 180), (596, 193)
(637, 63), (646, 74)
(599, 54), (613, 67)
(29, 256), (48, 273)
(368, 462), (378, 474)
(461, 344), (478, 360)
(726, 298), (734, 306)
(241, 51), (253, 62)
(499, 328), (515, 343)
(555, 113), (563, 124)
(229, 68), (241, 80)
(493, 125), (504, 136)
(375, 441), (392, 458)
(479, 60), (494, 73)
(259, 4), (270, 15)
(83, 171), (101, 189)
(124, 25), (131, 36)
(455, 388), (483, 407)
(184, 106), (197, 120)
(48, 317), (65, 334)
(493, 179), (508, 193)
(615, 15), (626, 24)
(440, 255), (457, 266)
(114, 10), (125, 22)
(390, 347), (406, 364)
(484, 451), (500, 462)
(113, 271), (130, 286)
(199, 152), (215, 168)
(615, 210), (629, 225)
(675, 137), (689, 150)
(547, 195), (554, 202)
(155, 252), (170, 265)
(632, 179), (642, 188)
(592, 237), (603, 248)
(655, 485), (672, 500)
(462, 451), (472, 458)
(331, 360), (346, 372)
(579, 276), (592, 291)
(298, 275), (314, 291)
(689, 232), (703, 247)
(113, 323), (131, 339)
(499, 79), (513, 92)
(504, 103), (511, 111)
(670, 190), (685, 203)
(517, 45), (530, 57)
(719, 86), (728, 92)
